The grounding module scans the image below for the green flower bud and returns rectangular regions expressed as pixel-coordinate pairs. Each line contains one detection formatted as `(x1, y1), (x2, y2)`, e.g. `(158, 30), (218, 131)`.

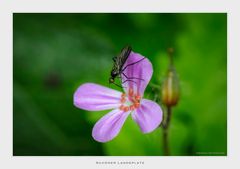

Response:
(161, 48), (180, 106)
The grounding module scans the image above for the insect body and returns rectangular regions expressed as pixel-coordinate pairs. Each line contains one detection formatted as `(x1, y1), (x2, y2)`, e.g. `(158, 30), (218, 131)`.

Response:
(109, 46), (132, 84)
(109, 45), (145, 88)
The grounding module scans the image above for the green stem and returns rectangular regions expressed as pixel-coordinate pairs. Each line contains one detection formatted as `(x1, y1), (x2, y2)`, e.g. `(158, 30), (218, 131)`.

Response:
(167, 47), (174, 66)
(162, 106), (172, 156)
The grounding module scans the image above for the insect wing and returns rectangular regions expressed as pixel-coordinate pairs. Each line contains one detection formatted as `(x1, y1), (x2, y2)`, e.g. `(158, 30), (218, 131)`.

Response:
(117, 46), (132, 69)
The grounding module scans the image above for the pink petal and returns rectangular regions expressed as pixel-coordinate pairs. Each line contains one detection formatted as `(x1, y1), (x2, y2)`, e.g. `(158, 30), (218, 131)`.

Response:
(92, 109), (130, 142)
(74, 83), (122, 111)
(121, 52), (153, 96)
(132, 99), (163, 133)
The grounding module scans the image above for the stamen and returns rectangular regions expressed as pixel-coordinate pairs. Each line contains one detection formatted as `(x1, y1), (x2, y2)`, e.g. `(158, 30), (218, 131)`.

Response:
(121, 93), (126, 98)
(123, 106), (130, 112)
(119, 89), (141, 112)
(119, 105), (125, 110)
(134, 94), (141, 102)
(134, 102), (140, 108)
(129, 88), (134, 97)
(120, 97), (126, 103)
(130, 105), (135, 111)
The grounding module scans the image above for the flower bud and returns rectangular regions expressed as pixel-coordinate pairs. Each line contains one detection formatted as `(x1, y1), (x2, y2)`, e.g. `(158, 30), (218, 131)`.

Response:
(161, 48), (180, 106)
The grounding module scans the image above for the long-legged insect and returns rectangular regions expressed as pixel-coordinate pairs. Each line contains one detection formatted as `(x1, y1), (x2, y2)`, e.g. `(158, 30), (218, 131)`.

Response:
(109, 45), (145, 88)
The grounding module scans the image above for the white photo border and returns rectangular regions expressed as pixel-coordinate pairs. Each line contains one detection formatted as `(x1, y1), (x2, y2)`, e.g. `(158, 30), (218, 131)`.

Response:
(1, 0), (240, 169)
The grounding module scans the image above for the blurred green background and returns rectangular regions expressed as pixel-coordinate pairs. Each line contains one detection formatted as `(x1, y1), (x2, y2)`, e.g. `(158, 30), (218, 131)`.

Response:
(13, 13), (227, 156)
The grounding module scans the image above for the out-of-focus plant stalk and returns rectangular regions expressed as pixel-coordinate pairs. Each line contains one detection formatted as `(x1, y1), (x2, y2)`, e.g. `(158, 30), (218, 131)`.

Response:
(161, 48), (180, 156)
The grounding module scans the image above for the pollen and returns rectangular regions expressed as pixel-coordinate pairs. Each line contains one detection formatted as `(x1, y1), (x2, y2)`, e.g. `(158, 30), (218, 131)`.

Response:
(119, 87), (141, 112)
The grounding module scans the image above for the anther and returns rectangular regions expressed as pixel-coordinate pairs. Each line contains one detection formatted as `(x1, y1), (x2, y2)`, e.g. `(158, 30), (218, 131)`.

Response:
(120, 97), (126, 103)
(119, 105), (125, 110)
(135, 94), (141, 102)
(123, 106), (130, 112)
(134, 102), (140, 108)
(121, 93), (126, 98)
(129, 88), (134, 97)
(130, 105), (135, 111)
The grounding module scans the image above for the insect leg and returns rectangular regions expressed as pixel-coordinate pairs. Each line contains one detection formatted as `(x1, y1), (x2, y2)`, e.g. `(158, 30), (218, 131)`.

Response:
(111, 81), (125, 88)
(121, 57), (145, 72)
(116, 75), (137, 84)
(121, 72), (145, 81)
(122, 79), (137, 84)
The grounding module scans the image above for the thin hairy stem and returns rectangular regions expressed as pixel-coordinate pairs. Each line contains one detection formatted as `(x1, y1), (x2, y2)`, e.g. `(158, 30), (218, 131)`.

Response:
(162, 106), (172, 156)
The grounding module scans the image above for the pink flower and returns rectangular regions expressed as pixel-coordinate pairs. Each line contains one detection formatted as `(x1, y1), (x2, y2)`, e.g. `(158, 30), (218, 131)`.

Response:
(74, 52), (163, 142)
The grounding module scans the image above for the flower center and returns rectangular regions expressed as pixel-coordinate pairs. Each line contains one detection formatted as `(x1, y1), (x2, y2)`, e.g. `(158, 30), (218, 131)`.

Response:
(119, 88), (141, 112)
